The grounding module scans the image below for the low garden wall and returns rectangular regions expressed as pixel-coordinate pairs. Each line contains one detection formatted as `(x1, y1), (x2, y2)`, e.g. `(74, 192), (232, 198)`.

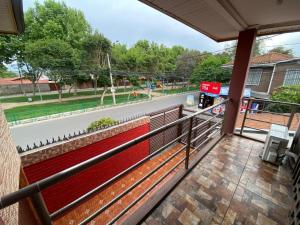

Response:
(0, 84), (50, 96)
(21, 116), (150, 213)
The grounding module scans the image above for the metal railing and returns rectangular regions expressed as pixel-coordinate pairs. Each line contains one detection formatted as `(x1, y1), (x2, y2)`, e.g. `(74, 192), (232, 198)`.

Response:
(239, 98), (300, 137)
(0, 99), (228, 225)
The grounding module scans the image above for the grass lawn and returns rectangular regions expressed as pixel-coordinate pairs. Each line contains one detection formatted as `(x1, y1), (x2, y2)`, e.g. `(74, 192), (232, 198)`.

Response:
(0, 87), (137, 103)
(5, 93), (148, 122)
(155, 86), (198, 94)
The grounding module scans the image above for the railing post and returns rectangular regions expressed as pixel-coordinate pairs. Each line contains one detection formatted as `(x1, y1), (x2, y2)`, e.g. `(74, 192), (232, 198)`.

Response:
(177, 104), (184, 143)
(31, 192), (52, 225)
(287, 106), (296, 130)
(240, 98), (251, 135)
(185, 117), (193, 169)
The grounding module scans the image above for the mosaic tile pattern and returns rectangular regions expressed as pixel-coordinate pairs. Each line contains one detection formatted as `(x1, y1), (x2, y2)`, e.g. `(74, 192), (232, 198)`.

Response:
(144, 136), (293, 225)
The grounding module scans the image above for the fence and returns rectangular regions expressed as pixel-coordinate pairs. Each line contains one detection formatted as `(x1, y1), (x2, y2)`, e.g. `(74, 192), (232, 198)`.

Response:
(238, 98), (300, 140)
(0, 100), (228, 225)
(148, 105), (183, 154)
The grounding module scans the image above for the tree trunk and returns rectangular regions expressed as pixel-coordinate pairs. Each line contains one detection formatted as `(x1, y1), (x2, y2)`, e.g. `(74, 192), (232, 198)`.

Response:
(94, 79), (97, 95)
(74, 80), (78, 96)
(68, 84), (73, 94)
(123, 78), (126, 92)
(18, 69), (26, 97)
(32, 82), (36, 96)
(58, 87), (62, 102)
(100, 86), (107, 105)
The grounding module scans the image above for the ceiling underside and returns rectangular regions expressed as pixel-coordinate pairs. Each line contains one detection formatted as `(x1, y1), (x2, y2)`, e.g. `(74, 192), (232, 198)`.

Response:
(0, 0), (24, 34)
(140, 0), (300, 42)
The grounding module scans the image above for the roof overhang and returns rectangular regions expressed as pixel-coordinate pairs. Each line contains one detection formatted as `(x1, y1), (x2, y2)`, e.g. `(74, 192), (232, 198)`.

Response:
(0, 0), (24, 34)
(140, 0), (300, 42)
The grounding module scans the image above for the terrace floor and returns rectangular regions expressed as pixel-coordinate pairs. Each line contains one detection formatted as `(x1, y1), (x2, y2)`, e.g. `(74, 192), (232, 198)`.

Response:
(143, 135), (293, 225)
(53, 143), (194, 225)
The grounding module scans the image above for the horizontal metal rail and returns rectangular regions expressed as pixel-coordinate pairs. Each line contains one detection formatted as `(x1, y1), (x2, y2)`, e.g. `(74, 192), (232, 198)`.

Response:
(191, 113), (221, 131)
(0, 100), (229, 209)
(191, 120), (223, 144)
(255, 109), (290, 117)
(182, 108), (197, 113)
(245, 117), (286, 126)
(50, 131), (189, 219)
(244, 97), (300, 107)
(79, 144), (187, 225)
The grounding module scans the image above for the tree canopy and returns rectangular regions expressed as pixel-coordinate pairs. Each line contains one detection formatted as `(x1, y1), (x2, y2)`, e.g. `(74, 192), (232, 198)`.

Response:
(190, 54), (231, 84)
(268, 46), (294, 56)
(0, 0), (249, 91)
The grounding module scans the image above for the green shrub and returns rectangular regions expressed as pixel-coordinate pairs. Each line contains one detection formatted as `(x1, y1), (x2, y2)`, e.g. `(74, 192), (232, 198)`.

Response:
(269, 85), (300, 113)
(87, 117), (118, 131)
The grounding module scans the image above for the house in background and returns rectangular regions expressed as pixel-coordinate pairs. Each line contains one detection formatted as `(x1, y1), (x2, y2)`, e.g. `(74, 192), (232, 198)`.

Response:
(224, 52), (300, 98)
(0, 77), (59, 96)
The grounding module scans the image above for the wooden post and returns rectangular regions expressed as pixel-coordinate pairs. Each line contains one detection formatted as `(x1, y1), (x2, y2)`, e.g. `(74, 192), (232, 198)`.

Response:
(223, 29), (257, 134)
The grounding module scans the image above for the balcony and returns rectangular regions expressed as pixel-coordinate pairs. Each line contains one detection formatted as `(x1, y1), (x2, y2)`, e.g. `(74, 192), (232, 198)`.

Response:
(143, 135), (292, 225)
(0, 98), (299, 225)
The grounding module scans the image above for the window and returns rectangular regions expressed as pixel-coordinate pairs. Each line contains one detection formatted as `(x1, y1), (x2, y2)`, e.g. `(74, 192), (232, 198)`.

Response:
(284, 69), (300, 86)
(247, 69), (262, 85)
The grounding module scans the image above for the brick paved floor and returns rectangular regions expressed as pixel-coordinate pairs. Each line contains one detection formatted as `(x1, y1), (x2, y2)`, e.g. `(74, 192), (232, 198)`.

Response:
(143, 135), (292, 225)
(236, 112), (299, 131)
(53, 143), (192, 225)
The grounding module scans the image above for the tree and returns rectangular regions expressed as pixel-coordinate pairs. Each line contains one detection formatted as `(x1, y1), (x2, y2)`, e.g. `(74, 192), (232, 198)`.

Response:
(24, 0), (91, 48)
(190, 55), (231, 84)
(83, 31), (111, 95)
(24, 39), (78, 101)
(0, 0), (92, 97)
(83, 31), (111, 68)
(252, 37), (265, 56)
(268, 46), (294, 56)
(97, 71), (111, 105)
(175, 50), (203, 78)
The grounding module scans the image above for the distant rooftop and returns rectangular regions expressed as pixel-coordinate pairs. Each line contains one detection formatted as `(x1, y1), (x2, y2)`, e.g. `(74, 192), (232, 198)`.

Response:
(0, 77), (49, 85)
(224, 52), (299, 67)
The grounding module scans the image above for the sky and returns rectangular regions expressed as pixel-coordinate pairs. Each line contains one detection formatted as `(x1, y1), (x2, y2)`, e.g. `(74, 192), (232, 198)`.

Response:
(23, 0), (300, 56)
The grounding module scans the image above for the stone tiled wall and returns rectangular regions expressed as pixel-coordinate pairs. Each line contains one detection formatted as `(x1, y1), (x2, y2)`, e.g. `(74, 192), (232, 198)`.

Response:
(0, 107), (21, 225)
(21, 116), (150, 166)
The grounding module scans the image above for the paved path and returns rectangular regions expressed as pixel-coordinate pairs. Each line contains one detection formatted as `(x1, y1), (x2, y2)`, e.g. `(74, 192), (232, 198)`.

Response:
(11, 92), (198, 148)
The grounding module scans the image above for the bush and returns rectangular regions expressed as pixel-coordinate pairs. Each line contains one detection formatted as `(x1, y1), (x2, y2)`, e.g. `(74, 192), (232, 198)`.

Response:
(87, 117), (118, 131)
(269, 85), (300, 113)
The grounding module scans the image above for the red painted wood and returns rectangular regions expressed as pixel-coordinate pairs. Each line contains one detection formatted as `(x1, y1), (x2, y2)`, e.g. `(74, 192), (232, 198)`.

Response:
(223, 29), (257, 134)
(24, 124), (150, 213)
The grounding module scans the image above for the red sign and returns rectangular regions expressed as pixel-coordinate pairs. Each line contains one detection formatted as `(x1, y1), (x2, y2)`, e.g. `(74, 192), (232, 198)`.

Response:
(200, 82), (221, 94)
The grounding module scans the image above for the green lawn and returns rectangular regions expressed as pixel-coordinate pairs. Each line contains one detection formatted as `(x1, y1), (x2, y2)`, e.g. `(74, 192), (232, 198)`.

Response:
(4, 93), (148, 122)
(155, 86), (198, 94)
(0, 87), (137, 103)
